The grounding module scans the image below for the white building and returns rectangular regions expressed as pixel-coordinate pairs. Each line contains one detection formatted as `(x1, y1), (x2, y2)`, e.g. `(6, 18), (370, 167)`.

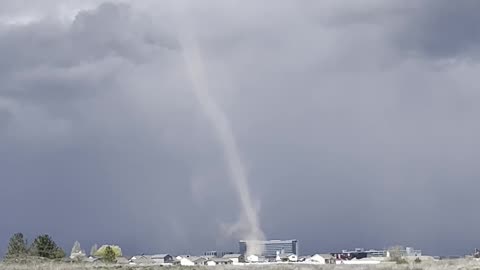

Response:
(130, 255), (155, 265)
(386, 247), (422, 258)
(174, 256), (196, 266)
(246, 254), (259, 262)
(405, 247), (422, 257)
(308, 254), (335, 264)
(206, 260), (217, 266)
(277, 253), (298, 262)
(180, 257), (195, 266)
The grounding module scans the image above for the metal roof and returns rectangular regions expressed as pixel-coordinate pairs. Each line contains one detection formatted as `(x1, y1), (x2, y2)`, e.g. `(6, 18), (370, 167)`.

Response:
(223, 254), (243, 258)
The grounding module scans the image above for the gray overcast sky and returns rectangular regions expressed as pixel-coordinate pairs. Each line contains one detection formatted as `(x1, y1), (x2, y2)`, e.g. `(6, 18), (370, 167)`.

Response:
(1, 0), (480, 257)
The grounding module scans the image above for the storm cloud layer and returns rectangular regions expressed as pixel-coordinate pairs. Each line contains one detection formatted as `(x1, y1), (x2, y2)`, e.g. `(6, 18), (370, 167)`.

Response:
(1, 0), (480, 256)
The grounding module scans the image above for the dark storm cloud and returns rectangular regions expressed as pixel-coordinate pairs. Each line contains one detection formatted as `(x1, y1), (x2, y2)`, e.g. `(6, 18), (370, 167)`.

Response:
(0, 108), (11, 131)
(395, 0), (480, 58)
(0, 3), (168, 105)
(1, 0), (480, 257)
(0, 1), (216, 256)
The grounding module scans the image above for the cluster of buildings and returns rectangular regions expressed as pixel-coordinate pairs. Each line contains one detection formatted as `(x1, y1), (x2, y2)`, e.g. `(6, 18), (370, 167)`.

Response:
(85, 239), (425, 266)
(331, 247), (422, 260)
(82, 253), (245, 266)
(128, 254), (244, 266)
(239, 240), (422, 264)
(239, 239), (299, 259)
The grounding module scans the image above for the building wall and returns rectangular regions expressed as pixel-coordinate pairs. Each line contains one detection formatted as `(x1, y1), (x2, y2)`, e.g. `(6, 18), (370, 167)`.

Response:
(366, 250), (387, 257)
(204, 251), (218, 257)
(180, 258), (195, 266)
(151, 255), (173, 264)
(405, 247), (422, 257)
(204, 251), (234, 257)
(239, 240), (298, 258)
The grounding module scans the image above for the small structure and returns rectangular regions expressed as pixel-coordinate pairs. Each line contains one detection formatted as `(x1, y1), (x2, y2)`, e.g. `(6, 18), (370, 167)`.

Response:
(298, 256), (309, 262)
(151, 254), (174, 264)
(338, 258), (381, 265)
(212, 258), (233, 265)
(223, 253), (245, 264)
(258, 256), (268, 263)
(246, 254), (259, 263)
(172, 258), (181, 265)
(205, 251), (218, 257)
(386, 246), (422, 258)
(333, 250), (367, 260)
(405, 247), (422, 257)
(179, 257), (195, 266)
(206, 260), (217, 266)
(191, 257), (208, 266)
(85, 256), (101, 264)
(309, 254), (335, 264)
(130, 255), (155, 265)
(116, 257), (129, 264)
(204, 251), (234, 257)
(474, 248), (480, 258)
(277, 253), (298, 262)
(365, 249), (387, 257)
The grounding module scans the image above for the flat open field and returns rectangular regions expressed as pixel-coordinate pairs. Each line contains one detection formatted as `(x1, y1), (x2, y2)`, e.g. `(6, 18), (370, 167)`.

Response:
(1, 261), (480, 270)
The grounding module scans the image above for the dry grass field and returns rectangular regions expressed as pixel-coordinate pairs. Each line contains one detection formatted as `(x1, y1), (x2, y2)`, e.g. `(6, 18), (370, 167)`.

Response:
(1, 260), (480, 270)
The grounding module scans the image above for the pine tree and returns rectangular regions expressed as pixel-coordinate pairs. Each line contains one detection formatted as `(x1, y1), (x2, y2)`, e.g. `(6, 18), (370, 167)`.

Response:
(5, 233), (28, 258)
(30, 234), (65, 259)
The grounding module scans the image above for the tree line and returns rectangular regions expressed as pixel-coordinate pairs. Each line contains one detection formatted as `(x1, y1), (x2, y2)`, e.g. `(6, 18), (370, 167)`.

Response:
(5, 233), (65, 260)
(4, 232), (120, 263)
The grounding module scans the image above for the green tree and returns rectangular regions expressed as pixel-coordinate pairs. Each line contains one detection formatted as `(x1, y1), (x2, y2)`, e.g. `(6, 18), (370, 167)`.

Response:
(95, 245), (122, 257)
(30, 234), (65, 259)
(103, 246), (116, 263)
(53, 248), (66, 259)
(5, 233), (28, 258)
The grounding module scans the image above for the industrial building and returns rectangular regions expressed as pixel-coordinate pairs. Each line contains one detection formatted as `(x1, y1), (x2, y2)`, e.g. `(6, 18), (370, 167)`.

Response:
(239, 239), (298, 258)
(332, 247), (421, 260)
(405, 247), (422, 257)
(332, 248), (386, 260)
(203, 251), (234, 257)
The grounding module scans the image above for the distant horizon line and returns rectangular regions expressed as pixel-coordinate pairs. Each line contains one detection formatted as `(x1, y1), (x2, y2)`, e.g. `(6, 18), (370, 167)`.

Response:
(239, 239), (298, 242)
